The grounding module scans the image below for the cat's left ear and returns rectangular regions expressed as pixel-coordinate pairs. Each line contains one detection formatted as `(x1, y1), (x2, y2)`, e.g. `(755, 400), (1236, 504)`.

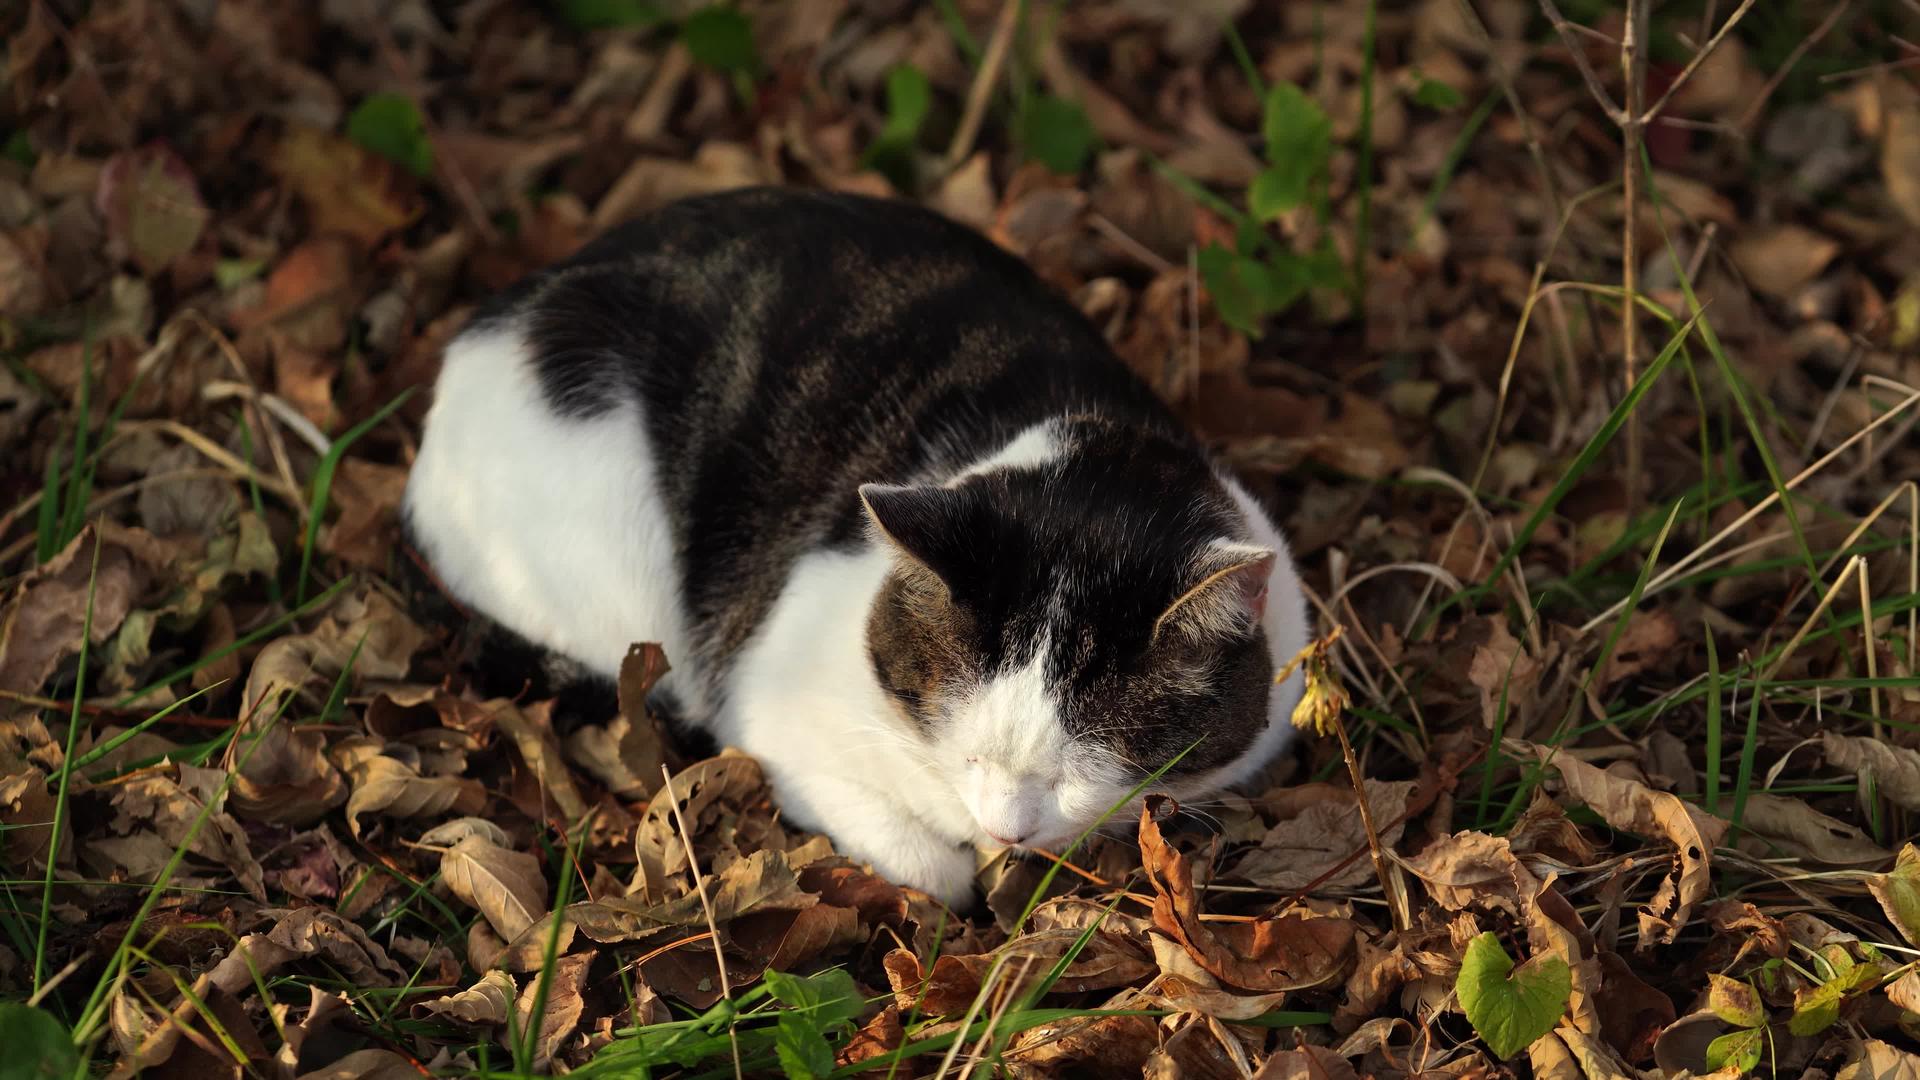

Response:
(859, 482), (977, 586)
(1151, 543), (1274, 646)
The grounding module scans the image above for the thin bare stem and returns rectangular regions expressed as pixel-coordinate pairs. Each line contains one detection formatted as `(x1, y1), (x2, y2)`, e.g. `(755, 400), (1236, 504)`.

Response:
(1539, 0), (1626, 122)
(1740, 1), (1853, 129)
(660, 764), (742, 1080)
(1642, 0), (1761, 121)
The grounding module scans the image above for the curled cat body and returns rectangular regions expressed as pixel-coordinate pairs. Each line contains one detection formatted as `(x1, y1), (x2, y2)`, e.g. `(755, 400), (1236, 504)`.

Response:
(402, 187), (1309, 907)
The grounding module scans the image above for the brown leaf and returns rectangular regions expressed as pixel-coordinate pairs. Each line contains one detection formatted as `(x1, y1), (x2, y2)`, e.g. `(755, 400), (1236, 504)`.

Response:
(228, 717), (347, 827)
(1738, 792), (1890, 866)
(570, 847), (815, 945)
(1158, 975), (1293, 1021)
(1005, 988), (1161, 1073)
(1141, 796), (1356, 992)
(1838, 1039), (1920, 1080)
(1468, 615), (1544, 730)
(334, 740), (486, 838)
(0, 524), (179, 695)
(837, 1003), (904, 1070)
(1231, 779), (1414, 890)
(240, 585), (427, 726)
(95, 143), (208, 275)
(1595, 609), (1679, 690)
(0, 769), (59, 868)
(883, 948), (989, 1017)
(96, 764), (267, 901)
(1883, 85), (1920, 230)
(1868, 843), (1920, 947)
(1251, 1044), (1361, 1080)
(1520, 742), (1729, 945)
(438, 834), (550, 943)
(1729, 224), (1840, 301)
(494, 698), (590, 824)
(512, 952), (591, 1070)
(1332, 939), (1420, 1034)
(1401, 831), (1542, 918)
(269, 126), (423, 249)
(1144, 1019), (1248, 1080)
(634, 753), (768, 895)
(1821, 733), (1920, 810)
(293, 1049), (425, 1080)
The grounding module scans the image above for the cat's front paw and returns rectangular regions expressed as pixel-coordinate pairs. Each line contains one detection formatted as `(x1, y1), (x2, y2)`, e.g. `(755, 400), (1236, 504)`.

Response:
(849, 826), (979, 911)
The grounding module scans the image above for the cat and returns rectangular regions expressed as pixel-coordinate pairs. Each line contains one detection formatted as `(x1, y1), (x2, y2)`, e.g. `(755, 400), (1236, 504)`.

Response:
(401, 187), (1310, 906)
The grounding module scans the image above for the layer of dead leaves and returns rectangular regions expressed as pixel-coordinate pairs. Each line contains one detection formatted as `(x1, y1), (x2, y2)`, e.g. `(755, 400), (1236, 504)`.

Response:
(6, 0), (1920, 1077)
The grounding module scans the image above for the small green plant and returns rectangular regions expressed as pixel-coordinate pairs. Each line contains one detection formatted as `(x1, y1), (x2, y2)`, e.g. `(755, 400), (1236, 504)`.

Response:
(1016, 94), (1096, 176)
(0, 1003), (77, 1080)
(1705, 973), (1768, 1073)
(682, 5), (760, 100)
(3, 130), (35, 168)
(346, 92), (435, 179)
(1455, 931), (1571, 1060)
(1193, 81), (1347, 337)
(860, 64), (934, 190)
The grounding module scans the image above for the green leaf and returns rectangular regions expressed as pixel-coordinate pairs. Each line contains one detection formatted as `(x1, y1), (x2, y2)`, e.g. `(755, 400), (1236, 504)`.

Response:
(1249, 164), (1308, 221)
(3, 130), (35, 168)
(773, 1012), (833, 1080)
(214, 256), (268, 291)
(1706, 1027), (1763, 1074)
(860, 64), (933, 184)
(1708, 973), (1766, 1029)
(764, 968), (862, 1029)
(0, 1004), (79, 1080)
(1017, 95), (1097, 175)
(1251, 82), (1328, 199)
(1789, 962), (1880, 1037)
(682, 6), (758, 76)
(555, 0), (664, 29)
(1198, 243), (1264, 337)
(1412, 75), (1465, 110)
(1456, 932), (1571, 1060)
(346, 92), (434, 179)
(1869, 843), (1920, 948)
(878, 65), (932, 145)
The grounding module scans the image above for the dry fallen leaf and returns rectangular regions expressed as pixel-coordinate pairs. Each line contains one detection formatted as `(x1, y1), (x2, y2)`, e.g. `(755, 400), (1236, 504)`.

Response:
(1400, 831), (1542, 918)
(1518, 742), (1729, 945)
(1729, 224), (1840, 301)
(269, 126), (423, 249)
(437, 833), (550, 943)
(1821, 733), (1920, 811)
(1141, 796), (1356, 992)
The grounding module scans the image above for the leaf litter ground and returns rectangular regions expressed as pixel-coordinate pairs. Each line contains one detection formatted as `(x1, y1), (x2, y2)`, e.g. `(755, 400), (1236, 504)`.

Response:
(4, 1), (1920, 1077)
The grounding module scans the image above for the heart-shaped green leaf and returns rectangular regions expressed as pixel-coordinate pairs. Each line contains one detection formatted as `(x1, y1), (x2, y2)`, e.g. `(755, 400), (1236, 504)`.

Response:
(0, 1004), (79, 1080)
(1017, 95), (1097, 175)
(1456, 932), (1571, 1060)
(347, 93), (435, 179)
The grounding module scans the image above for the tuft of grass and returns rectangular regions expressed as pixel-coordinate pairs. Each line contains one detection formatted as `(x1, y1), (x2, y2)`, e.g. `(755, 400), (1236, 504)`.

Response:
(34, 538), (99, 996)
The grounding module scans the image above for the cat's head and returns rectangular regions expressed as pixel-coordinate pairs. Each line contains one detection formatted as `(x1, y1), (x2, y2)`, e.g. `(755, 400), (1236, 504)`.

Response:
(860, 418), (1304, 853)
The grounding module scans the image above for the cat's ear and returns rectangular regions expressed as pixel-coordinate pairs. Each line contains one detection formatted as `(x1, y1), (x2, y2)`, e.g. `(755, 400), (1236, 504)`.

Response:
(1151, 543), (1274, 646)
(859, 483), (977, 586)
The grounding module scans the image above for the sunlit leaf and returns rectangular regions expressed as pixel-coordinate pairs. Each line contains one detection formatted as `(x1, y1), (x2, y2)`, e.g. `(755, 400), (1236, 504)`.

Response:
(0, 1004), (79, 1080)
(1456, 932), (1571, 1060)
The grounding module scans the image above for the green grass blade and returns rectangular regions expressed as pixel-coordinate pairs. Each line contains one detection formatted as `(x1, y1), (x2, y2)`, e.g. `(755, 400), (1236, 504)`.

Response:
(1729, 675), (1762, 843)
(71, 681), (225, 773)
(1704, 621), (1723, 816)
(116, 577), (352, 709)
(34, 536), (100, 996)
(297, 388), (415, 605)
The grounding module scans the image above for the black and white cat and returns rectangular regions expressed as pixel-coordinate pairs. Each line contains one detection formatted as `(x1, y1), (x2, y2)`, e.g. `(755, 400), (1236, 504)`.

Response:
(402, 187), (1310, 906)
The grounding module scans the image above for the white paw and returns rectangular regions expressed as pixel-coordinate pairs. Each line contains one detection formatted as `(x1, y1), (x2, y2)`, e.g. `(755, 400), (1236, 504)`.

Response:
(847, 825), (978, 910)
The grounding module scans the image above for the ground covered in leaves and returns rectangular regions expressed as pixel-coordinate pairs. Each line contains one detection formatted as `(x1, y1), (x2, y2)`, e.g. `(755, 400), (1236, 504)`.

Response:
(4, 0), (1920, 1077)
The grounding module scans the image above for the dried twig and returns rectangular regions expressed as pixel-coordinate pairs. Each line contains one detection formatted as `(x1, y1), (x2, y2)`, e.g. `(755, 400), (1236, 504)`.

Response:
(943, 0), (1024, 173)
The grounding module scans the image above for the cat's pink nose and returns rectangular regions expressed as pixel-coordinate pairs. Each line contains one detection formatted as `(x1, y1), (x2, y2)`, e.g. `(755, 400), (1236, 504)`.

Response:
(987, 831), (1025, 846)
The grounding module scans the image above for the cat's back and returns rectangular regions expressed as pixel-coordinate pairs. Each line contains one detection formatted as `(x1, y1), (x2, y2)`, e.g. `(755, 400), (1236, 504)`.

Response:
(404, 187), (1178, 697)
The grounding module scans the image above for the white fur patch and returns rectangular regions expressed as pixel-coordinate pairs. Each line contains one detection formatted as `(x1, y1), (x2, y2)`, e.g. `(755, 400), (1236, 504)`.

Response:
(402, 325), (700, 708)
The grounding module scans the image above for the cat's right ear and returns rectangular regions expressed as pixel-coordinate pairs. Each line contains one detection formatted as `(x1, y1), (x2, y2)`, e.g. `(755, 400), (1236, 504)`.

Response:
(859, 483), (974, 586)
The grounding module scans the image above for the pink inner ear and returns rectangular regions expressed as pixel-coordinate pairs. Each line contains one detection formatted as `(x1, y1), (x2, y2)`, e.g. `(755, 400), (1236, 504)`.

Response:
(1230, 557), (1273, 624)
